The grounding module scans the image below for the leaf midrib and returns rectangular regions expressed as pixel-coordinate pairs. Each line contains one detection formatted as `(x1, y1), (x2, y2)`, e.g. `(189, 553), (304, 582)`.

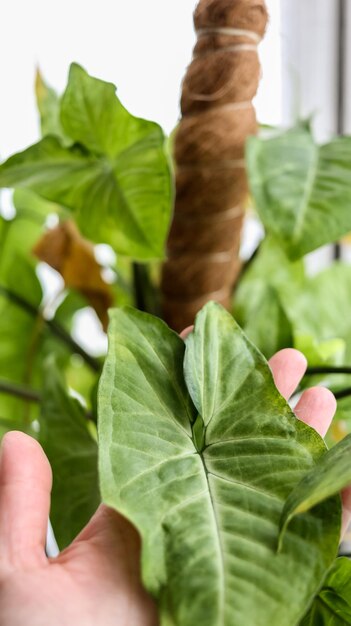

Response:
(192, 448), (283, 624)
(292, 142), (319, 243)
(198, 451), (226, 625)
(100, 165), (156, 253)
(141, 333), (194, 434)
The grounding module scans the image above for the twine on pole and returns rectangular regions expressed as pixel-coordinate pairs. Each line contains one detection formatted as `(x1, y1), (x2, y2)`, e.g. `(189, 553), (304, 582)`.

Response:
(161, 0), (268, 332)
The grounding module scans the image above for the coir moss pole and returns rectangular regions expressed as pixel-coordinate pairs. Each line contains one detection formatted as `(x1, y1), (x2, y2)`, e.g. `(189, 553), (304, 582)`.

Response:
(161, 0), (268, 332)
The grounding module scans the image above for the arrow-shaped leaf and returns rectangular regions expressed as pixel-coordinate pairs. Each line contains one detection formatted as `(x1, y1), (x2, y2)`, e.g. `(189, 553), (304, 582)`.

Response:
(247, 128), (351, 259)
(35, 69), (67, 141)
(0, 64), (172, 260)
(98, 303), (342, 626)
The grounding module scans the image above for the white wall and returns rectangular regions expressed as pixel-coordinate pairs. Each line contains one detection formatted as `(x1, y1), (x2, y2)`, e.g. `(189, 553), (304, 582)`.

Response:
(0, 0), (282, 160)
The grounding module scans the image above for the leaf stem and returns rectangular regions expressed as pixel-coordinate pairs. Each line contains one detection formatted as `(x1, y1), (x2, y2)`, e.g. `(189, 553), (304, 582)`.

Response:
(132, 263), (148, 312)
(236, 241), (262, 284)
(132, 263), (160, 316)
(0, 379), (41, 403)
(47, 317), (101, 372)
(306, 366), (351, 376)
(0, 378), (96, 422)
(0, 286), (101, 373)
(334, 387), (351, 401)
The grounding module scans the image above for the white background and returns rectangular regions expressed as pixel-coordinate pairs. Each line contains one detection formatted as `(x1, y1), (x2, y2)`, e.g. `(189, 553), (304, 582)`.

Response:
(0, 0), (281, 353)
(0, 0), (280, 354)
(0, 0), (282, 159)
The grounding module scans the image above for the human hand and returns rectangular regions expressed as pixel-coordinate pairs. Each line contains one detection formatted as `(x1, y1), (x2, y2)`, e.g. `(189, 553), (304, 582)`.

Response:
(0, 348), (349, 626)
(0, 434), (158, 626)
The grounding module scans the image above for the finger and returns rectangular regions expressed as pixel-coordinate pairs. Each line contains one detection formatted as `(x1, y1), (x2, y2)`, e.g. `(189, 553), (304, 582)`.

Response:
(180, 326), (194, 340)
(294, 387), (336, 439)
(0, 431), (52, 571)
(269, 349), (307, 400)
(63, 505), (158, 623)
(71, 504), (142, 565)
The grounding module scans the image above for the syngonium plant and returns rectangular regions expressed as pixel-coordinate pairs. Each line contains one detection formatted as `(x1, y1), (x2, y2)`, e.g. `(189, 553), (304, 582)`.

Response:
(1, 52), (351, 626)
(98, 301), (351, 626)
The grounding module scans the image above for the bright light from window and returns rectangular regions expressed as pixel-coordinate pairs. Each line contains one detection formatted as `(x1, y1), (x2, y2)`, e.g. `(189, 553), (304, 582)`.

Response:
(0, 0), (282, 160)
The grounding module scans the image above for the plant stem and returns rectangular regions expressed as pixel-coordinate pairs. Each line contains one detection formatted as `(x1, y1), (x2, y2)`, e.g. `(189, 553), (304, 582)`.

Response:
(132, 263), (148, 312)
(0, 379), (41, 403)
(306, 366), (351, 376)
(0, 286), (101, 373)
(0, 378), (96, 422)
(239, 241), (262, 279)
(132, 263), (160, 316)
(334, 387), (351, 401)
(47, 317), (101, 372)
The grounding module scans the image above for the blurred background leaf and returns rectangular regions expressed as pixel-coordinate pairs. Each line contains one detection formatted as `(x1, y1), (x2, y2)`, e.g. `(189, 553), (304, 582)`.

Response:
(0, 64), (173, 261)
(39, 362), (100, 549)
(247, 128), (351, 259)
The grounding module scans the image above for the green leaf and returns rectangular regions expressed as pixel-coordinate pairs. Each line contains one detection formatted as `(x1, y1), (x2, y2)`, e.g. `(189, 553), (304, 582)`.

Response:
(0, 214), (42, 425)
(44, 290), (98, 403)
(239, 285), (293, 359)
(0, 209), (44, 284)
(35, 69), (66, 140)
(40, 363), (100, 549)
(247, 128), (351, 259)
(53, 290), (89, 329)
(61, 63), (158, 158)
(13, 187), (64, 222)
(0, 64), (173, 259)
(301, 558), (351, 625)
(280, 263), (351, 362)
(0, 309), (40, 426)
(277, 261), (351, 441)
(279, 435), (351, 548)
(98, 303), (341, 626)
(234, 237), (303, 357)
(0, 417), (30, 441)
(99, 306), (197, 593)
(0, 215), (79, 425)
(295, 333), (345, 368)
(0, 136), (92, 196)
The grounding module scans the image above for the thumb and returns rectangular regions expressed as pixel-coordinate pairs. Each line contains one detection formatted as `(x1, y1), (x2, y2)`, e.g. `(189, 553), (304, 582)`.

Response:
(0, 431), (52, 572)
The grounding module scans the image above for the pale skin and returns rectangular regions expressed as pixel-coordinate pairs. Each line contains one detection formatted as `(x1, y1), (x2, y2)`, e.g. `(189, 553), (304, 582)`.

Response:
(0, 347), (350, 626)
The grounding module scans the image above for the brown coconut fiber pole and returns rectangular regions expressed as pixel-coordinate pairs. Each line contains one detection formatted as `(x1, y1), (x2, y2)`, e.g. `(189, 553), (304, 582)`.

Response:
(161, 0), (268, 332)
